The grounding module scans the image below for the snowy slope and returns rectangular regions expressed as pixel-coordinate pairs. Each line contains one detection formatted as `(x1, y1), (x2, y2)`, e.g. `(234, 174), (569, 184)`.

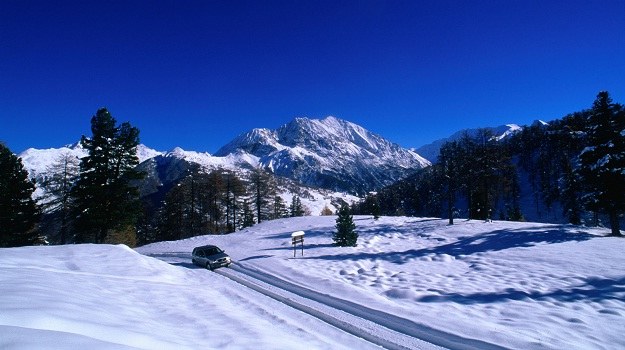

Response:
(0, 244), (377, 350)
(216, 116), (431, 194)
(3, 217), (622, 349)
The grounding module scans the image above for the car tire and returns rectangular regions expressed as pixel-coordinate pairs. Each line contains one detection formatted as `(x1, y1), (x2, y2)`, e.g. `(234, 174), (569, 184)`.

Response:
(206, 262), (213, 271)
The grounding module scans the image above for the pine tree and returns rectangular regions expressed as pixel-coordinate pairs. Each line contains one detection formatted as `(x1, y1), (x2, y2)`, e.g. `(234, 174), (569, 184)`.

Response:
(241, 199), (256, 228)
(438, 141), (461, 224)
(39, 152), (80, 244)
(577, 91), (625, 236)
(71, 108), (144, 243)
(290, 194), (304, 217)
(0, 143), (41, 247)
(223, 171), (246, 232)
(272, 195), (288, 219)
(333, 204), (358, 247)
(249, 168), (276, 223)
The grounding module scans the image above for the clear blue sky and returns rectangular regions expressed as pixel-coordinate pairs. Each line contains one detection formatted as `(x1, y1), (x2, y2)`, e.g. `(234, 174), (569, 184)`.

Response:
(2, 0), (624, 154)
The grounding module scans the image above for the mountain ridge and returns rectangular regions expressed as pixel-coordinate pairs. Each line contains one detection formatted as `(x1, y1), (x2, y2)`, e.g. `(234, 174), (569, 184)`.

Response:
(215, 116), (430, 194)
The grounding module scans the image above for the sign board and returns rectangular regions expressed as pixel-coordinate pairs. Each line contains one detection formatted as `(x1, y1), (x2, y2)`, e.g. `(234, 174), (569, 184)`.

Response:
(291, 231), (305, 257)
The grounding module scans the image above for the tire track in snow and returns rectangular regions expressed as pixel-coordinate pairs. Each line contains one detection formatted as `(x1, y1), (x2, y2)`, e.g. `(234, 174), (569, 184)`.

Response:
(218, 265), (428, 350)
(219, 263), (507, 350)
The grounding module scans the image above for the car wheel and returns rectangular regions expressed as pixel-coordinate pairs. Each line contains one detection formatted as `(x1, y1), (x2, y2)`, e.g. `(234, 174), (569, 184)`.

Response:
(206, 262), (213, 271)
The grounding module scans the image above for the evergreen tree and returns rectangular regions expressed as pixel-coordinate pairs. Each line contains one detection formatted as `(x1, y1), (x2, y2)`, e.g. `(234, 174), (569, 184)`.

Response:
(241, 199), (256, 228)
(223, 171), (246, 232)
(249, 168), (276, 223)
(290, 194), (305, 217)
(0, 143), (41, 247)
(333, 204), (358, 247)
(577, 91), (625, 236)
(438, 141), (462, 224)
(39, 152), (80, 244)
(71, 108), (144, 243)
(273, 195), (288, 219)
(156, 181), (187, 241)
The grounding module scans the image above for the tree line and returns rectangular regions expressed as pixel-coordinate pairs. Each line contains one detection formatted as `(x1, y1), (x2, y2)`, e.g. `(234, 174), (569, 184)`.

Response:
(0, 108), (313, 248)
(3, 91), (623, 247)
(354, 91), (625, 236)
(143, 166), (312, 244)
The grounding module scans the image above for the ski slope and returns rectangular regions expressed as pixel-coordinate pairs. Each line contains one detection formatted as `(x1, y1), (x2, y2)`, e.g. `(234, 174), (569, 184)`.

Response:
(2, 216), (624, 349)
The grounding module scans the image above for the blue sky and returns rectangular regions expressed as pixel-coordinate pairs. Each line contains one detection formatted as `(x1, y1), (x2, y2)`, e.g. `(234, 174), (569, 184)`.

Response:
(2, 0), (624, 154)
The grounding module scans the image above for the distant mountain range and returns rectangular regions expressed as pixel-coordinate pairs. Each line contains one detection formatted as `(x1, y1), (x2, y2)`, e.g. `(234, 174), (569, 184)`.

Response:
(19, 116), (527, 202)
(20, 116), (431, 196)
(414, 123), (526, 163)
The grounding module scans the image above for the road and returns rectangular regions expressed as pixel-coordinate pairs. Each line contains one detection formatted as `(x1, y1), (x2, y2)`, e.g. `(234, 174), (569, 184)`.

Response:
(147, 252), (505, 350)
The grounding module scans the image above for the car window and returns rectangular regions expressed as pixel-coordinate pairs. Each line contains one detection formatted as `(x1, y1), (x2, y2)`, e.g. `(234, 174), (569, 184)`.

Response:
(197, 251), (205, 257)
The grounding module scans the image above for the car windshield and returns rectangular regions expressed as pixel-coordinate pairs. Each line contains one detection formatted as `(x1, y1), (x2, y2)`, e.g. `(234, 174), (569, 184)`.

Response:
(207, 248), (221, 255)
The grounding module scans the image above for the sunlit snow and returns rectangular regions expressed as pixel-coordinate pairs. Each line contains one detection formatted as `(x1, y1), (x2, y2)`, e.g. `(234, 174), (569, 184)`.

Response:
(2, 216), (624, 349)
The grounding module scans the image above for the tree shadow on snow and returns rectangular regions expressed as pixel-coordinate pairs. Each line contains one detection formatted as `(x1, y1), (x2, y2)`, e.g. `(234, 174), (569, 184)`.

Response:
(239, 255), (274, 262)
(302, 226), (595, 264)
(416, 275), (625, 305)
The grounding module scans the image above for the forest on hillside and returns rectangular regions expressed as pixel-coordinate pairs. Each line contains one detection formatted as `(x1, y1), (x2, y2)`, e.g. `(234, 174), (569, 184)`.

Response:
(354, 91), (625, 236)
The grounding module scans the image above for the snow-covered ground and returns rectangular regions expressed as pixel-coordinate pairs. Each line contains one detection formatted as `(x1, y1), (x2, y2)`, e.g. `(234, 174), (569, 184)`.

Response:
(2, 217), (624, 349)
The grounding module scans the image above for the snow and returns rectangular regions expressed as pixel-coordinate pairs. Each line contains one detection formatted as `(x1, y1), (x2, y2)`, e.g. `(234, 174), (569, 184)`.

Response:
(19, 144), (162, 180)
(2, 216), (624, 349)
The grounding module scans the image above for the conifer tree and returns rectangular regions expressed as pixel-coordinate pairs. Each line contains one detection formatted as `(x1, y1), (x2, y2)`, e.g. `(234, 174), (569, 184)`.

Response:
(223, 171), (246, 232)
(272, 195), (288, 219)
(333, 204), (358, 247)
(241, 199), (256, 228)
(438, 141), (462, 224)
(290, 194), (304, 217)
(72, 108), (144, 243)
(40, 152), (80, 244)
(0, 143), (41, 247)
(249, 168), (276, 223)
(577, 91), (625, 236)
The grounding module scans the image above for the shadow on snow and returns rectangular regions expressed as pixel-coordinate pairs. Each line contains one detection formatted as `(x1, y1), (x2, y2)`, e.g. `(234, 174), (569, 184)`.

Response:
(302, 225), (595, 264)
(417, 276), (625, 305)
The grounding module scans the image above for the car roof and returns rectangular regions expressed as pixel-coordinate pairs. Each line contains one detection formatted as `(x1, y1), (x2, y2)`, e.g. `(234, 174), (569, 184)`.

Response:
(194, 245), (219, 250)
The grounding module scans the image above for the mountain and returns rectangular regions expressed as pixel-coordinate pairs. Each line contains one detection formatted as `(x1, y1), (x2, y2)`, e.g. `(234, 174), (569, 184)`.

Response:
(415, 124), (523, 163)
(216, 116), (430, 194)
(20, 116), (429, 196)
(19, 143), (162, 181)
(135, 148), (358, 216)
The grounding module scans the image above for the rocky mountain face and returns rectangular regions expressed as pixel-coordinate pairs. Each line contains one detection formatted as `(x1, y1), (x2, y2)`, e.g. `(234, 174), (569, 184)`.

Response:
(215, 116), (430, 194)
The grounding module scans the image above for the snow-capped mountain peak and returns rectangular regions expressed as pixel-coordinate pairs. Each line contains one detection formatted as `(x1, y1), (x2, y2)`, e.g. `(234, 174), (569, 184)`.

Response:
(216, 116), (430, 194)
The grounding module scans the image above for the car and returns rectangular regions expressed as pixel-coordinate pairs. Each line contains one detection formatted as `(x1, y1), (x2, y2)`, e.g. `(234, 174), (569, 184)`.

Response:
(191, 245), (232, 270)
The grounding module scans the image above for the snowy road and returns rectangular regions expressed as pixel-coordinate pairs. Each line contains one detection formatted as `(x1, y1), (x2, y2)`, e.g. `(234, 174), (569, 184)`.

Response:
(147, 248), (505, 350)
(218, 263), (507, 350)
(146, 252), (446, 349)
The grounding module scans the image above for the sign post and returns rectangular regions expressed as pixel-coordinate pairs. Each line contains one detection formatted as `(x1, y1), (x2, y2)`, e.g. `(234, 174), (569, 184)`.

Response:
(291, 231), (305, 257)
